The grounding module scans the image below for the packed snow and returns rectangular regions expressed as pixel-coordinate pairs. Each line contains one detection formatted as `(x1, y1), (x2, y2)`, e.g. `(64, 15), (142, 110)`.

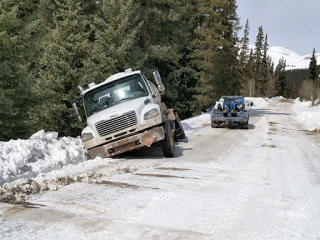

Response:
(0, 97), (319, 203)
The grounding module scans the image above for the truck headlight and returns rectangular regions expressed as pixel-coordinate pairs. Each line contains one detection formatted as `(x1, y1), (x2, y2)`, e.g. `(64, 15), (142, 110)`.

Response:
(81, 133), (93, 142)
(144, 108), (159, 120)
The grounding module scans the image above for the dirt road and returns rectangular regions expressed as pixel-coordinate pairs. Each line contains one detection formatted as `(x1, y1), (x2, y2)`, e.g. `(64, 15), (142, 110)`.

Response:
(1, 100), (320, 240)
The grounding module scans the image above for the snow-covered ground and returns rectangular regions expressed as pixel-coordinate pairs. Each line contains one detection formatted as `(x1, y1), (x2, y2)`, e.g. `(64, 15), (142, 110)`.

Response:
(0, 97), (319, 190)
(293, 98), (320, 131)
(0, 97), (320, 239)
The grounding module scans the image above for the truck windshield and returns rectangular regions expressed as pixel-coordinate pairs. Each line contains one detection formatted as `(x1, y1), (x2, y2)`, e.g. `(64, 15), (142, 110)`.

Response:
(84, 74), (149, 117)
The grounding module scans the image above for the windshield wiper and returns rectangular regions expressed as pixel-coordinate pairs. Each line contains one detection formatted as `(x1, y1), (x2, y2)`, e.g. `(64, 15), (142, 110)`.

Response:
(116, 96), (136, 103)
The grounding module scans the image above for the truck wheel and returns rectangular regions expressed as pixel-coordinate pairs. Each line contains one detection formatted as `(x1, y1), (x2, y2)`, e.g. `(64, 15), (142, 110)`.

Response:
(174, 115), (186, 141)
(161, 121), (175, 158)
(239, 122), (248, 129)
(211, 121), (219, 128)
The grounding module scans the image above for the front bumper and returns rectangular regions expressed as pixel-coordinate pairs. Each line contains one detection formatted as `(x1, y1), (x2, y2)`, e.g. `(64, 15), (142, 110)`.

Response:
(212, 113), (248, 125)
(87, 126), (165, 159)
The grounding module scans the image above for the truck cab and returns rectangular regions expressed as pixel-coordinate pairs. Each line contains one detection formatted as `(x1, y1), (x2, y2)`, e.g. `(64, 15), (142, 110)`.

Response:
(73, 69), (185, 159)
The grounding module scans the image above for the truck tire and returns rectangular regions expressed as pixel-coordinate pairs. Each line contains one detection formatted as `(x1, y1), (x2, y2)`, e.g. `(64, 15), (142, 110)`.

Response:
(161, 121), (175, 158)
(239, 122), (249, 129)
(174, 114), (186, 141)
(211, 121), (219, 128)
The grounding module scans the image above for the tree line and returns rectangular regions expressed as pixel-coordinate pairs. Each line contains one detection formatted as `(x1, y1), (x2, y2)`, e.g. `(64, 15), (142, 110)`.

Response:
(0, 0), (319, 141)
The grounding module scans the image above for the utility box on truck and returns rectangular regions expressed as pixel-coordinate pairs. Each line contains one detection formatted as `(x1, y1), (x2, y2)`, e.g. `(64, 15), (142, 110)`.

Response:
(72, 69), (185, 159)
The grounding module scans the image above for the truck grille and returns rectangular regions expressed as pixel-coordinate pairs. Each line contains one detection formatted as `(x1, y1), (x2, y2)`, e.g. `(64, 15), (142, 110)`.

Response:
(95, 111), (137, 137)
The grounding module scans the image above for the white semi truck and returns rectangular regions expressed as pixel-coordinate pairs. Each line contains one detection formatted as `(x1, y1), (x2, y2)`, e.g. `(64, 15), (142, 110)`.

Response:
(72, 68), (185, 159)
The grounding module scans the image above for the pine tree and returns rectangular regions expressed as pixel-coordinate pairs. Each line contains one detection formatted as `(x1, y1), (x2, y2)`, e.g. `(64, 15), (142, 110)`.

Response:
(306, 48), (318, 103)
(29, 0), (95, 136)
(190, 0), (241, 112)
(121, 0), (186, 79)
(136, 0), (196, 118)
(275, 58), (287, 97)
(214, 0), (242, 96)
(161, 0), (199, 119)
(285, 77), (293, 98)
(287, 68), (308, 98)
(190, 0), (223, 111)
(165, 67), (198, 118)
(307, 48), (318, 81)
(259, 34), (270, 96)
(239, 19), (251, 96)
(84, 0), (142, 82)
(239, 19), (250, 67)
(253, 26), (264, 97)
(0, 0), (37, 140)
(265, 55), (276, 97)
(245, 48), (256, 97)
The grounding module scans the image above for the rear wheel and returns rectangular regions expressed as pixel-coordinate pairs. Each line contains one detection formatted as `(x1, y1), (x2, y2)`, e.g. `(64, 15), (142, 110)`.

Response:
(161, 121), (175, 158)
(239, 122), (249, 129)
(211, 121), (219, 128)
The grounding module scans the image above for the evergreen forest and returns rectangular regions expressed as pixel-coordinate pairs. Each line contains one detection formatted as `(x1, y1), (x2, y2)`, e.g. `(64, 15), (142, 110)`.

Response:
(0, 0), (319, 141)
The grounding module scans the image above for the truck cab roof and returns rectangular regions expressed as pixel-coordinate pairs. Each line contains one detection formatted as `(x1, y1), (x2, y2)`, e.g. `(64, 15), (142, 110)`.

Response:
(81, 69), (142, 96)
(219, 96), (244, 101)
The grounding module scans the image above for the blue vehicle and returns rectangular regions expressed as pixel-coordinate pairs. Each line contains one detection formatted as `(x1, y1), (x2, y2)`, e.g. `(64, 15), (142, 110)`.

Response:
(211, 96), (250, 129)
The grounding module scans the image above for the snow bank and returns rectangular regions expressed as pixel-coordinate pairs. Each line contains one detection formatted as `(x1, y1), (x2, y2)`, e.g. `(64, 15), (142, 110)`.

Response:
(0, 130), (87, 186)
(293, 98), (320, 131)
(181, 114), (211, 133)
(245, 97), (280, 109)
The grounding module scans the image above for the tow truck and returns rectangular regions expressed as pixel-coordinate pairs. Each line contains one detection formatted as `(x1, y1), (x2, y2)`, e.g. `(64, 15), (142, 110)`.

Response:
(211, 96), (250, 129)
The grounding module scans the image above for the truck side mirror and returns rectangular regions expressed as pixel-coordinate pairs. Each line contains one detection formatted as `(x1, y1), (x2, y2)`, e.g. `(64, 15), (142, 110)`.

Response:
(153, 71), (165, 93)
(72, 102), (82, 122)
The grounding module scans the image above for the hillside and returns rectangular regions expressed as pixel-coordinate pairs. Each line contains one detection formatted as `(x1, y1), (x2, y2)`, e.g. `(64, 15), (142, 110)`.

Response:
(249, 45), (320, 70)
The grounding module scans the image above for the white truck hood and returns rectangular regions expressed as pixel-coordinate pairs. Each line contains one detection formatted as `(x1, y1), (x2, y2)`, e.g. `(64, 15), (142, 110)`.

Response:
(83, 96), (161, 138)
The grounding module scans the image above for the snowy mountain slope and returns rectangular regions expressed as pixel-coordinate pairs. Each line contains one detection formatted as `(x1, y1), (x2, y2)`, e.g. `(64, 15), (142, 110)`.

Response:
(249, 44), (320, 70)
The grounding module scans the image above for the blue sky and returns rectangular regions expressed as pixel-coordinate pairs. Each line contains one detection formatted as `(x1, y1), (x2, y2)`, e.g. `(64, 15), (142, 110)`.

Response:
(237, 0), (320, 55)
